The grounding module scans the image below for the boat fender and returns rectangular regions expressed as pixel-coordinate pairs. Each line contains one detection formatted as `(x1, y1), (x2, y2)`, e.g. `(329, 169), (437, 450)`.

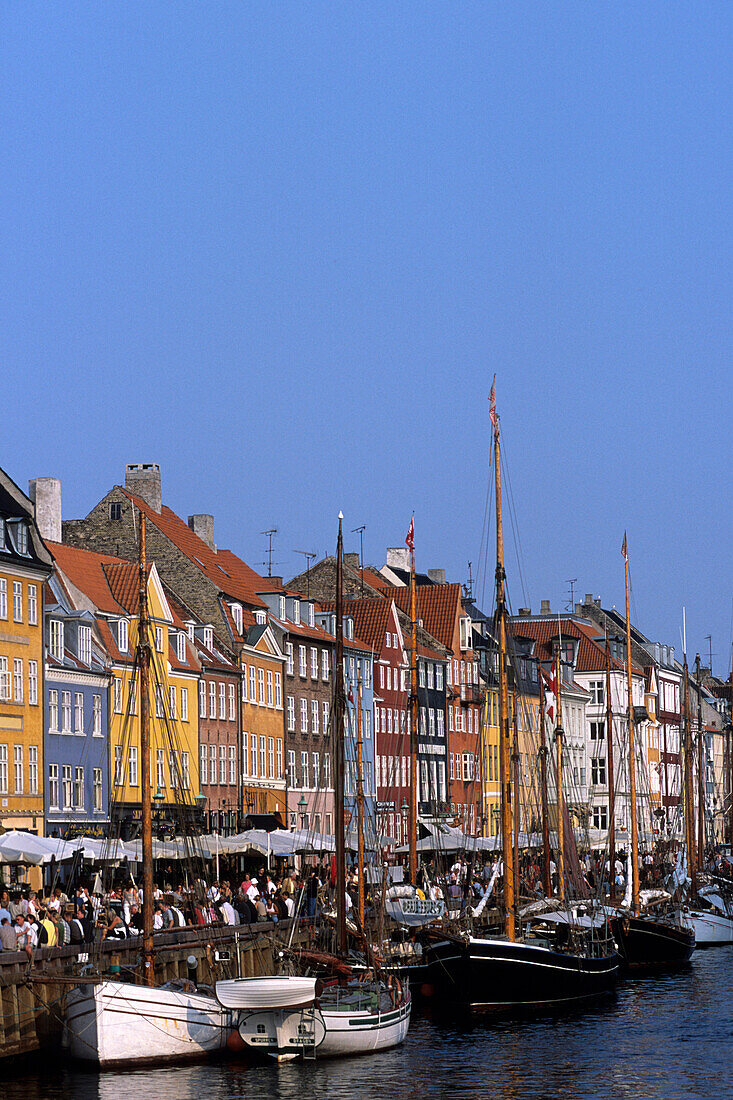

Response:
(227, 1029), (247, 1054)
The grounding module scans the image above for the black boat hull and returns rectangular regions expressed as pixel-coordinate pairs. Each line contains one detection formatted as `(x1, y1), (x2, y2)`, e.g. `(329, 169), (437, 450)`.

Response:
(428, 935), (621, 1012)
(610, 914), (695, 968)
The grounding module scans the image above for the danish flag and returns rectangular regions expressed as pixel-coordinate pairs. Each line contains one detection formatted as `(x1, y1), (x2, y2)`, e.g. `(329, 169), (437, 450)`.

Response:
(489, 377), (498, 429)
(542, 664), (557, 723)
(621, 531), (628, 563)
(405, 514), (415, 551)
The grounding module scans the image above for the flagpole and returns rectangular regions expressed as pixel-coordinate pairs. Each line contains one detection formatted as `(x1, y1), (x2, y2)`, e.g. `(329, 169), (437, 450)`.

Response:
(407, 514), (419, 887)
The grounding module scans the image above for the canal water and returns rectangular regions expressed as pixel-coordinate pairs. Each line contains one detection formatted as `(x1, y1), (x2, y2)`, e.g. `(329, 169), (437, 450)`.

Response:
(4, 946), (732, 1100)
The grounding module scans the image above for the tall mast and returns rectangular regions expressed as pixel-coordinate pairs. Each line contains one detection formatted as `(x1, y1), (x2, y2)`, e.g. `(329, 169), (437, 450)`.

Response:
(538, 665), (551, 897)
(408, 524), (419, 885)
(356, 670), (366, 930)
(334, 514), (347, 954)
(492, 387), (515, 940)
(623, 534), (639, 915)
(554, 647), (565, 904)
(137, 513), (154, 985)
(682, 652), (696, 896)
(512, 691), (520, 910)
(694, 654), (705, 872)
(605, 632), (616, 897)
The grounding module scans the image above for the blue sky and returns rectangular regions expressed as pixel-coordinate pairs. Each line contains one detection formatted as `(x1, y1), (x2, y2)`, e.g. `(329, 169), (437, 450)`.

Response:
(3, 4), (731, 673)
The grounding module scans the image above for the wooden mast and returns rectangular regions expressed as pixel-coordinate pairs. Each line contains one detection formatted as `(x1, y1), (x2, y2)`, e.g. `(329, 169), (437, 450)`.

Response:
(137, 512), (154, 985)
(538, 667), (552, 897)
(492, 389), (515, 940)
(694, 654), (705, 872)
(512, 691), (520, 910)
(408, 526), (419, 886)
(682, 653), (696, 896)
(334, 514), (347, 954)
(554, 648), (565, 904)
(623, 533), (640, 916)
(605, 632), (616, 898)
(356, 670), (366, 930)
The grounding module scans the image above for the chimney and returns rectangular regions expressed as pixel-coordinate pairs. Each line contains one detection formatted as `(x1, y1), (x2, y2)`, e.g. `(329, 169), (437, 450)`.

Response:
(540, 599), (551, 615)
(188, 514), (215, 551)
(584, 593), (594, 606)
(386, 547), (410, 572)
(125, 463), (162, 513)
(344, 553), (360, 570)
(28, 477), (62, 542)
(574, 603), (582, 615)
(517, 607), (531, 618)
(428, 568), (446, 585)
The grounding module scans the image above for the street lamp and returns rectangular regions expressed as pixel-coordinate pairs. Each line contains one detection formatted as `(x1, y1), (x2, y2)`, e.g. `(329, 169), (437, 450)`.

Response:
(298, 794), (308, 830)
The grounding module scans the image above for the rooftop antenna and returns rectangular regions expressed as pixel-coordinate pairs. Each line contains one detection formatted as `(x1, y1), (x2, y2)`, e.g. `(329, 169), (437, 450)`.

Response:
(465, 561), (474, 601)
(352, 524), (366, 596)
(566, 578), (578, 612)
(705, 634), (713, 674)
(261, 528), (278, 577)
(293, 550), (316, 599)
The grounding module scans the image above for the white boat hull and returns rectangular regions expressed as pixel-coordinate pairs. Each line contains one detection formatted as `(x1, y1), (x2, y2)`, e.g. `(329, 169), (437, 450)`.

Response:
(65, 980), (232, 1066)
(688, 909), (733, 946)
(318, 995), (411, 1058)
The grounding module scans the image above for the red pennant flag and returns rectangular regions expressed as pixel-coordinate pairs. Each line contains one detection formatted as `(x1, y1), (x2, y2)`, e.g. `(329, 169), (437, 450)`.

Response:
(489, 377), (498, 429)
(405, 514), (414, 551)
(621, 531), (628, 563)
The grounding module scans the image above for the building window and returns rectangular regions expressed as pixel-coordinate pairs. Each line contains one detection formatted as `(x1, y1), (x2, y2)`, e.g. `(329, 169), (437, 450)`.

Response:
(323, 700), (329, 734)
(62, 764), (73, 809)
(113, 677), (122, 714)
(267, 737), (274, 780)
(286, 643), (294, 676)
(217, 745), (225, 785)
(249, 665), (256, 702)
(157, 748), (165, 789)
(275, 671), (282, 708)
(300, 698), (308, 733)
(229, 745), (236, 785)
(218, 682), (225, 719)
(48, 761), (58, 808)
(128, 678), (137, 716)
(170, 751), (178, 788)
(61, 691), (72, 733)
(13, 581), (22, 623)
(589, 681), (605, 706)
(26, 744), (37, 794)
(310, 647), (318, 680)
(299, 645), (307, 678)
(200, 744), (208, 785)
(227, 683), (235, 720)
(591, 757), (606, 785)
(259, 735), (266, 778)
(250, 737), (257, 778)
(13, 744), (23, 793)
(322, 650), (329, 681)
(276, 738), (283, 779)
(79, 625), (92, 665)
(92, 693), (102, 734)
(177, 631), (187, 663)
(155, 685), (164, 718)
(199, 679), (207, 718)
(182, 752), (190, 789)
(74, 692), (84, 734)
(155, 626), (164, 652)
(181, 687), (188, 721)
(114, 745), (123, 785)
(287, 695), (295, 731)
(167, 685), (175, 720)
(266, 670), (273, 707)
(93, 768), (103, 811)
(118, 619), (128, 653)
(209, 681), (216, 717)
(312, 699), (319, 735)
(13, 658), (23, 703)
(110, 501), (123, 521)
(0, 579), (6, 619)
(301, 751), (309, 788)
(590, 721), (605, 740)
(0, 657), (8, 702)
(436, 663), (444, 690)
(258, 668), (265, 705)
(232, 603), (243, 635)
(292, 599), (300, 625)
(50, 619), (64, 661)
(128, 746), (138, 786)
(209, 743), (217, 784)
(592, 806), (608, 830)
(74, 766), (84, 809)
(287, 749), (296, 787)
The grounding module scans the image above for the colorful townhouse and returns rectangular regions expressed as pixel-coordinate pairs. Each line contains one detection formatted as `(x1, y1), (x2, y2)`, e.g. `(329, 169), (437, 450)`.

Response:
(44, 564), (110, 836)
(0, 471), (53, 835)
(49, 541), (201, 840)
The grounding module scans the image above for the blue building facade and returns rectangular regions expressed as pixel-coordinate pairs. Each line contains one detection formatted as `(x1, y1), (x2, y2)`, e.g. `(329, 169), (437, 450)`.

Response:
(44, 571), (110, 836)
(343, 630), (376, 853)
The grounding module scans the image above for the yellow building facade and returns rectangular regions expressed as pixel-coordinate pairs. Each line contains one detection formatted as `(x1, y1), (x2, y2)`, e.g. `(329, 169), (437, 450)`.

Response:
(0, 473), (52, 836)
(240, 624), (286, 821)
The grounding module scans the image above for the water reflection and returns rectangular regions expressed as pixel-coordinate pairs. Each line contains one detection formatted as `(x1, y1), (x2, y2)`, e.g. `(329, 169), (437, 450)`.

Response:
(3, 948), (732, 1100)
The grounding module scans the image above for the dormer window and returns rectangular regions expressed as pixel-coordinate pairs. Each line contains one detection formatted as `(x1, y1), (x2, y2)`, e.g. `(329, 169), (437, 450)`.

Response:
(232, 603), (243, 635)
(117, 619), (129, 653)
(79, 625), (92, 666)
(279, 596), (286, 621)
(155, 626), (164, 652)
(307, 603), (314, 627)
(49, 619), (64, 661)
(292, 600), (300, 625)
(177, 631), (187, 663)
(204, 626), (214, 650)
(187, 621), (195, 642)
(255, 610), (266, 626)
(459, 617), (472, 651)
(9, 520), (28, 556)
(346, 618), (354, 642)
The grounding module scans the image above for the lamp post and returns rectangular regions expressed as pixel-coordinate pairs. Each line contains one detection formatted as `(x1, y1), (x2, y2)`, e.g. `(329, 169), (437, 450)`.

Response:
(298, 794), (308, 831)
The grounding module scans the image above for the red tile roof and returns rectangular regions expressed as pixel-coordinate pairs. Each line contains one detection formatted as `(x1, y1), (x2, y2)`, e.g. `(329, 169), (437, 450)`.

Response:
(103, 561), (142, 615)
(47, 541), (131, 615)
(319, 597), (395, 654)
(508, 617), (643, 675)
(388, 583), (462, 651)
(121, 490), (267, 609)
